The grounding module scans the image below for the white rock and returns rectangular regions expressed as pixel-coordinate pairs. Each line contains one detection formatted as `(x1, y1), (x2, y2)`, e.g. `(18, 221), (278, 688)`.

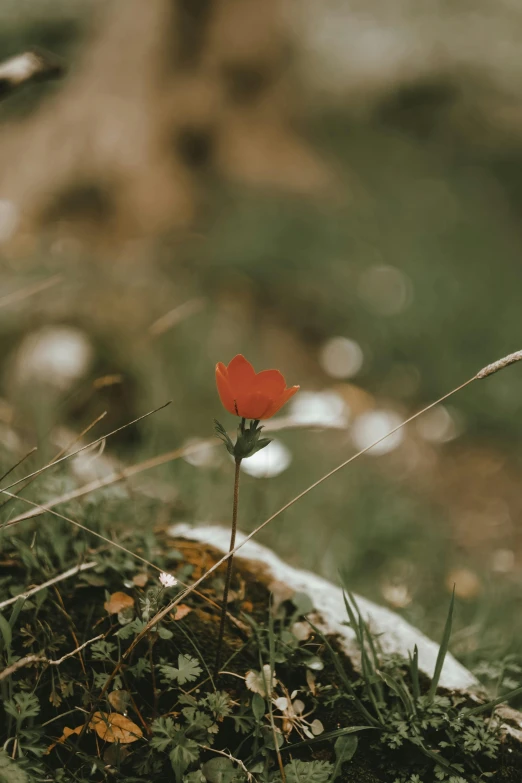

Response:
(168, 523), (477, 691)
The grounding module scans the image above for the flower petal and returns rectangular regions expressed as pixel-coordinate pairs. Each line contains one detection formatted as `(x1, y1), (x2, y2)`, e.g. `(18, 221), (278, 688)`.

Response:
(216, 363), (236, 415)
(262, 385), (300, 419)
(237, 391), (273, 420)
(255, 369), (286, 397)
(226, 354), (256, 393)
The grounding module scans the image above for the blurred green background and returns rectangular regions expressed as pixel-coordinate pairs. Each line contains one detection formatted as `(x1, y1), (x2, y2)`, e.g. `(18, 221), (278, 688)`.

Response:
(1, 0), (522, 682)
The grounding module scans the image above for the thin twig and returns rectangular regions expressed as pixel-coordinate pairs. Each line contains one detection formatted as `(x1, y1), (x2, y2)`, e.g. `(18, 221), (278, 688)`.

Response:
(0, 447), (37, 483)
(50, 634), (104, 665)
(0, 411), (107, 513)
(53, 585), (88, 678)
(0, 655), (45, 680)
(148, 298), (206, 337)
(0, 561), (97, 610)
(121, 670), (152, 736)
(0, 401), (171, 494)
(214, 457), (241, 678)
(0, 634), (103, 681)
(4, 419), (353, 530)
(0, 275), (62, 309)
(3, 440), (196, 528)
(198, 745), (256, 783)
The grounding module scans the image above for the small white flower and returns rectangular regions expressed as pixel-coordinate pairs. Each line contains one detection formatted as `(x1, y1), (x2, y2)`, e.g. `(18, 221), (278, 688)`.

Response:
(159, 572), (177, 588)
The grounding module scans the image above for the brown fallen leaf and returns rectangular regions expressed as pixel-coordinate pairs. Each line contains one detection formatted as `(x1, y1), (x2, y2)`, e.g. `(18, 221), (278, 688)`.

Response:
(132, 573), (148, 587)
(108, 690), (132, 713)
(47, 724), (83, 753)
(104, 592), (134, 614)
(172, 604), (192, 621)
(89, 711), (143, 744)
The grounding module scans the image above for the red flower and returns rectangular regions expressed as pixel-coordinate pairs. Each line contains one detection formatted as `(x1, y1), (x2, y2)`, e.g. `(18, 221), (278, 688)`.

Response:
(216, 354), (299, 420)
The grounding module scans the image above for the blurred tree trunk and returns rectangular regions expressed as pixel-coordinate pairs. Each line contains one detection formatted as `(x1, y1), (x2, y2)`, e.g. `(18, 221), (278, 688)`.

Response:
(0, 0), (331, 250)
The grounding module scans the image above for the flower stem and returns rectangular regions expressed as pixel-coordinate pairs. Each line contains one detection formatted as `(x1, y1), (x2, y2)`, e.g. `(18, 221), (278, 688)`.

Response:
(214, 457), (242, 677)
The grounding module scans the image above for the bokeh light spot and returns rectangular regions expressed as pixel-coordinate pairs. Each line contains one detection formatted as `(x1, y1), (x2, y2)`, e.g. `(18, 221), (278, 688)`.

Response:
(351, 410), (404, 455)
(319, 336), (364, 379)
(357, 265), (412, 316)
(240, 439), (292, 478)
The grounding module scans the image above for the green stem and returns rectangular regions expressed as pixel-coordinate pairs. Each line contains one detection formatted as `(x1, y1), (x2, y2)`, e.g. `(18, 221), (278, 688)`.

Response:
(214, 457), (242, 677)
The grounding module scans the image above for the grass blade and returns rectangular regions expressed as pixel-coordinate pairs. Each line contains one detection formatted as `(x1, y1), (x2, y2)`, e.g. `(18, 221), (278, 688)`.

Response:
(341, 585), (384, 707)
(466, 684), (522, 716)
(282, 725), (377, 751)
(379, 671), (414, 716)
(409, 645), (420, 702)
(428, 587), (455, 702)
(306, 619), (382, 727)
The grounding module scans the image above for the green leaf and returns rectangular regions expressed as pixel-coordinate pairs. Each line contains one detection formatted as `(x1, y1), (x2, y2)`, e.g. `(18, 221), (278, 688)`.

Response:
(231, 714), (254, 734)
(116, 618), (146, 639)
(0, 613), (12, 653)
(150, 717), (176, 752)
(204, 691), (232, 720)
(251, 693), (265, 722)
(249, 438), (271, 455)
(379, 671), (414, 715)
(332, 735), (358, 780)
(169, 737), (199, 783)
(292, 592), (314, 616)
(4, 693), (40, 723)
(159, 654), (202, 686)
(278, 759), (333, 783)
(185, 772), (206, 783)
(0, 751), (29, 783)
(181, 707), (213, 737)
(428, 588), (455, 702)
(202, 757), (243, 783)
(214, 420), (235, 456)
(8, 598), (25, 630)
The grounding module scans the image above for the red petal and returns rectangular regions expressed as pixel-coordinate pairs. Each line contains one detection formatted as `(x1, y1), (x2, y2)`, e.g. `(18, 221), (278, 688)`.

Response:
(216, 363), (236, 415)
(262, 385), (300, 419)
(237, 391), (272, 420)
(226, 355), (256, 394)
(254, 369), (286, 397)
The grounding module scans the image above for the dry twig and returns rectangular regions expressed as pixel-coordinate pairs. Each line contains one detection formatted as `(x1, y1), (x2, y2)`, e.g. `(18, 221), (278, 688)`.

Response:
(0, 561), (97, 611)
(0, 634), (104, 681)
